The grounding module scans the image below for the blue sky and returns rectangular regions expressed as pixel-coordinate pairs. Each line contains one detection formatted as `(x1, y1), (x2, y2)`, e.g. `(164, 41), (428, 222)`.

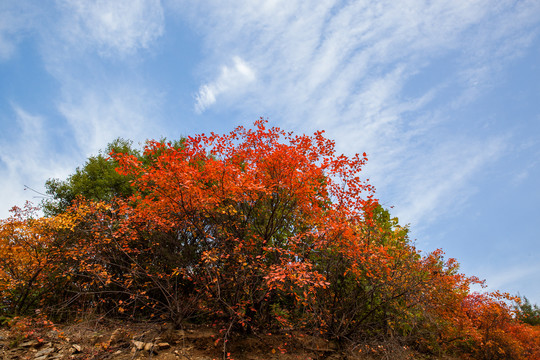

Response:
(1, 0), (539, 303)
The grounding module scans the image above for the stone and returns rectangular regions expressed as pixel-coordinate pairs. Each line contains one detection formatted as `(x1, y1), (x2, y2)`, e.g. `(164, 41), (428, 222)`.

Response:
(157, 342), (170, 349)
(109, 328), (126, 344)
(34, 347), (55, 357)
(20, 340), (39, 347)
(144, 342), (154, 352)
(132, 340), (145, 350)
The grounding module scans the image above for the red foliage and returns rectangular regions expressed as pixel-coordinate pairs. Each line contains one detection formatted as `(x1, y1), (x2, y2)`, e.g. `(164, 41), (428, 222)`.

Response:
(1, 120), (538, 359)
(108, 119), (377, 329)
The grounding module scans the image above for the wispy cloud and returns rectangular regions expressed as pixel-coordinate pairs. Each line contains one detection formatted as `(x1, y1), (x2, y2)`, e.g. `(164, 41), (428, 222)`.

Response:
(0, 9), (20, 60)
(389, 137), (506, 227)
(42, 1), (167, 155)
(475, 262), (540, 301)
(0, 106), (72, 215)
(0, 106), (51, 177)
(182, 0), (540, 227)
(0, 0), (167, 217)
(488, 264), (540, 292)
(0, 1), (38, 61)
(195, 56), (256, 113)
(58, 85), (163, 156)
(56, 0), (164, 57)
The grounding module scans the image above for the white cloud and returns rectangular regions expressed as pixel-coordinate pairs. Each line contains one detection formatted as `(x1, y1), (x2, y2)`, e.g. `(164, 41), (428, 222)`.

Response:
(0, 1), (38, 61)
(0, 106), (48, 177)
(487, 264), (540, 292)
(194, 56), (256, 113)
(56, 0), (164, 57)
(473, 261), (540, 303)
(181, 0), (540, 227)
(390, 137), (505, 227)
(5, 0), (169, 160)
(0, 1), (168, 218)
(0, 18), (18, 61)
(0, 106), (73, 217)
(58, 85), (163, 156)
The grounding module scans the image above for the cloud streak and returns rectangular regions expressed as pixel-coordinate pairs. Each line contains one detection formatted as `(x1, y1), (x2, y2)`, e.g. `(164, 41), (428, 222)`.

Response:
(0, 0), (167, 216)
(0, 1), (38, 61)
(195, 56), (256, 113)
(47, 0), (167, 154)
(0, 106), (73, 215)
(183, 0), (540, 227)
(56, 0), (164, 57)
(58, 85), (163, 156)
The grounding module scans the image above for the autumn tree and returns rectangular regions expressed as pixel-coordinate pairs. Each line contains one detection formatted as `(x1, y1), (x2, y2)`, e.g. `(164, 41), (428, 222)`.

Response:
(2, 119), (539, 359)
(42, 138), (139, 216)
(515, 296), (540, 326)
(100, 120), (376, 330)
(42, 138), (185, 216)
(0, 203), (75, 316)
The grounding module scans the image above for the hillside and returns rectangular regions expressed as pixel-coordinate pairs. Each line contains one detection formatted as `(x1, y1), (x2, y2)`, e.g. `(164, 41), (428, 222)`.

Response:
(1, 122), (539, 359)
(1, 320), (457, 360)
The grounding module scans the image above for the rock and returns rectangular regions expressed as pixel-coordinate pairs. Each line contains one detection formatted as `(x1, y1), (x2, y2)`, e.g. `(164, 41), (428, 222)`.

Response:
(91, 334), (107, 345)
(143, 342), (154, 352)
(35, 347), (55, 357)
(20, 340), (39, 347)
(109, 328), (127, 344)
(132, 340), (145, 350)
(34, 347), (55, 360)
(157, 342), (170, 349)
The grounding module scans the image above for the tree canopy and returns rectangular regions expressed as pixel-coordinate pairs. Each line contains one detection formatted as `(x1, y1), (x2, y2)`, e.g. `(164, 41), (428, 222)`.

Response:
(1, 120), (539, 359)
(42, 138), (138, 216)
(42, 137), (185, 216)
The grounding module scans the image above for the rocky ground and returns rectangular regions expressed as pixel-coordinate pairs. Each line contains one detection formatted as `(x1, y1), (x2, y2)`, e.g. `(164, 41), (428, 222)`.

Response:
(1, 320), (401, 360)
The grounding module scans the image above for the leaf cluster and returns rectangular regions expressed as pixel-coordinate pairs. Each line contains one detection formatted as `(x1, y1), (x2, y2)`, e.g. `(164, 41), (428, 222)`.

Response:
(42, 138), (138, 216)
(515, 296), (540, 326)
(1, 120), (539, 359)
